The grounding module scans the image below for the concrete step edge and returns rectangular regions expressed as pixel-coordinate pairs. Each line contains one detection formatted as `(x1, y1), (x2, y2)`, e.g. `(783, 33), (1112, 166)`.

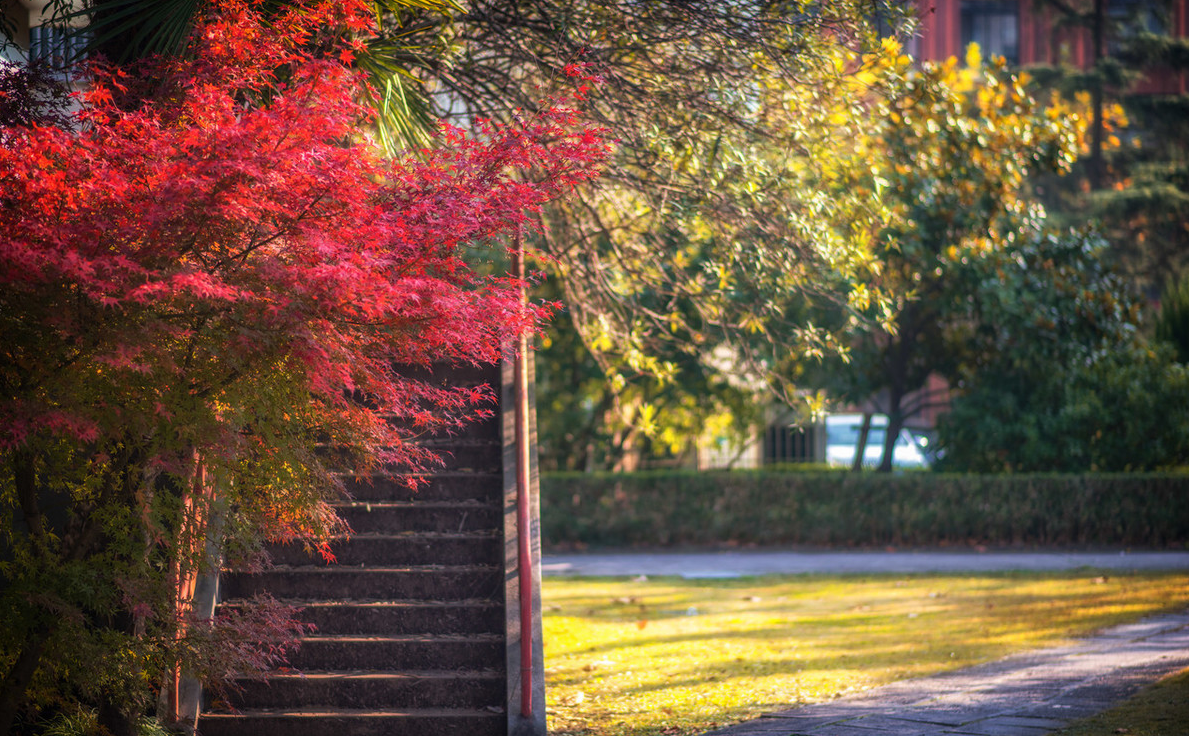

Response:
(333, 501), (501, 509)
(220, 598), (503, 607)
(227, 564), (501, 573)
(200, 707), (504, 717)
(297, 634), (504, 643)
(228, 669), (503, 681)
(272, 531), (499, 540)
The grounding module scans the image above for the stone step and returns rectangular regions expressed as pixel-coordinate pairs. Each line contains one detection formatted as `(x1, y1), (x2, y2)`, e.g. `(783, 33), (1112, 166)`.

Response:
(217, 670), (504, 710)
(267, 532), (501, 567)
(386, 412), (501, 442)
(285, 599), (505, 636)
(221, 566), (503, 602)
(391, 361), (502, 386)
(340, 471), (503, 503)
(283, 634), (505, 671)
(405, 442), (502, 473)
(198, 708), (504, 736)
(333, 501), (501, 534)
(217, 599), (504, 636)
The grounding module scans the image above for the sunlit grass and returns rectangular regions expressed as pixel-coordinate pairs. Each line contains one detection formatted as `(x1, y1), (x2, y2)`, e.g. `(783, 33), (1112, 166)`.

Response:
(542, 572), (1189, 736)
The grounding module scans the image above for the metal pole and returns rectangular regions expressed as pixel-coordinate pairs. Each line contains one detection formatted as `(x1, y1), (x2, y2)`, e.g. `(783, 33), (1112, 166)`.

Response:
(512, 232), (534, 718)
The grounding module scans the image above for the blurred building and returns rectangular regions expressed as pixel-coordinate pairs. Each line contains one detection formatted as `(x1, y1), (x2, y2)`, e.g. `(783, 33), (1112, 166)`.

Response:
(2, 0), (89, 68)
(907, 0), (1188, 93)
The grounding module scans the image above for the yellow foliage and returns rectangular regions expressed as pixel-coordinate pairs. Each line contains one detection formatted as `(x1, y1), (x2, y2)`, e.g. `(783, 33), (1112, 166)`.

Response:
(965, 42), (982, 70)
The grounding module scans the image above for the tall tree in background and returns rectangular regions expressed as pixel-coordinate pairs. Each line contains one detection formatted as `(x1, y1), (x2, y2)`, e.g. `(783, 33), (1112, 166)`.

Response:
(937, 229), (1189, 472)
(0, 1), (605, 731)
(1029, 0), (1189, 293)
(412, 1), (914, 464)
(533, 32), (910, 469)
(811, 50), (1089, 471)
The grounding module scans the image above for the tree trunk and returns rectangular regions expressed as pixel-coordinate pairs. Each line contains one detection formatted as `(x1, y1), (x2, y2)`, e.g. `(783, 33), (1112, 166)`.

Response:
(878, 402), (905, 474)
(0, 632), (49, 735)
(98, 698), (140, 736)
(0, 453), (50, 733)
(879, 342), (909, 473)
(851, 412), (872, 472)
(1088, 0), (1107, 190)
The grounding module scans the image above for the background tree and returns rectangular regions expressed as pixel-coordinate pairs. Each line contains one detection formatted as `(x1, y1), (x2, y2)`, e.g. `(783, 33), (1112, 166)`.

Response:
(0, 1), (605, 732)
(0, 59), (70, 135)
(1155, 272), (1189, 363)
(810, 50), (1089, 471)
(405, 1), (914, 465)
(1029, 0), (1189, 294)
(937, 230), (1189, 471)
(536, 297), (768, 471)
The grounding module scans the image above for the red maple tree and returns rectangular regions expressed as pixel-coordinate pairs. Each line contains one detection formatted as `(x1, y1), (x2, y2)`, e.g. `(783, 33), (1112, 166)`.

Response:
(0, 0), (606, 730)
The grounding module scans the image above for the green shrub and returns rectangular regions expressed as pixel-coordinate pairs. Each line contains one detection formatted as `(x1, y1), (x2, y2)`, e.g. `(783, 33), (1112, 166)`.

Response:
(541, 471), (1189, 549)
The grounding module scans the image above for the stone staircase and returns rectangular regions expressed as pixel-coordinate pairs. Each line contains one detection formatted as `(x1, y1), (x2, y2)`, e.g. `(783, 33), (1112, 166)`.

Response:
(198, 361), (544, 736)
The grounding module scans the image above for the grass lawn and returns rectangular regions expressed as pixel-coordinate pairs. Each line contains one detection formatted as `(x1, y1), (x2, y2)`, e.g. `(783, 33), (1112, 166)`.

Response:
(1053, 666), (1189, 736)
(541, 571), (1189, 736)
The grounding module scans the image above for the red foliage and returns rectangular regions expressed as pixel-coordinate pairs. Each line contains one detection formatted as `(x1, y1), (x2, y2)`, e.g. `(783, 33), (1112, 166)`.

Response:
(0, 0), (608, 475)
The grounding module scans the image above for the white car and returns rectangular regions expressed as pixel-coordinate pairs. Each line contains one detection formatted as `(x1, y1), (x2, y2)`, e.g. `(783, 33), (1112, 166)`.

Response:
(824, 413), (931, 469)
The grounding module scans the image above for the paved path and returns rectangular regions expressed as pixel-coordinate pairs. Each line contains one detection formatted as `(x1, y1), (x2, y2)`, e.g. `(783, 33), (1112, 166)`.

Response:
(541, 550), (1189, 578)
(702, 609), (1189, 736)
(541, 551), (1189, 735)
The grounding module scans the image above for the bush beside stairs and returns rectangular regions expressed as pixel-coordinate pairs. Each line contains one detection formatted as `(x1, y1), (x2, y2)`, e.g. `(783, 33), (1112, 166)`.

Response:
(198, 361), (545, 736)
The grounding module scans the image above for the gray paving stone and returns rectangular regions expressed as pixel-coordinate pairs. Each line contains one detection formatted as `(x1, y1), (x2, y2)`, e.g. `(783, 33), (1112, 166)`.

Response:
(1093, 618), (1189, 639)
(1126, 637), (1189, 651)
(835, 715), (950, 734)
(961, 685), (1063, 702)
(942, 726), (1052, 736)
(797, 725), (943, 736)
(889, 707), (1008, 727)
(962, 716), (1070, 730)
(758, 714), (854, 728)
(1012, 699), (1121, 721)
(1060, 680), (1145, 703)
(702, 720), (807, 735)
(764, 703), (885, 720)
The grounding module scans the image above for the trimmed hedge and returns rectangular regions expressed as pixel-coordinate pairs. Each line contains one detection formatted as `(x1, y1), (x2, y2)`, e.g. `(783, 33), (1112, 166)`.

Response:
(540, 471), (1189, 549)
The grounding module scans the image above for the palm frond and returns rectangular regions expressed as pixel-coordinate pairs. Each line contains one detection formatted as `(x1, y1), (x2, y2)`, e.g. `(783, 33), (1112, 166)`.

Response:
(46, 0), (456, 152)
(357, 55), (440, 152)
(356, 2), (457, 153)
(52, 0), (200, 62)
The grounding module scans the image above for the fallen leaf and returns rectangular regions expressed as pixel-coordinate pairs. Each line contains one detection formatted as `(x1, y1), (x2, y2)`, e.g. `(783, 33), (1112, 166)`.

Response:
(560, 692), (585, 706)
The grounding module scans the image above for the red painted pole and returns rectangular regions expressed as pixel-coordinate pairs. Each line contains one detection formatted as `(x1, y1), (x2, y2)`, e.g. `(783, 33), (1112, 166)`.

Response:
(513, 233), (534, 718)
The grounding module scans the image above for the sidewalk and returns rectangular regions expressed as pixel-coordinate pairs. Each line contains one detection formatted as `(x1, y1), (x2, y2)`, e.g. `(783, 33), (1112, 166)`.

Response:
(702, 609), (1189, 736)
(541, 550), (1189, 577)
